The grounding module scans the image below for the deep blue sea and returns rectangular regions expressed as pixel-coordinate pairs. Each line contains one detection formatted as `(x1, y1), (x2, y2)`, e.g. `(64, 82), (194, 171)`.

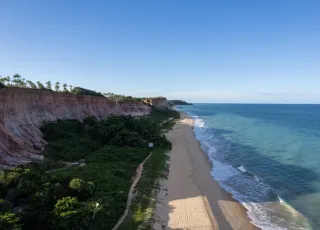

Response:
(177, 104), (320, 230)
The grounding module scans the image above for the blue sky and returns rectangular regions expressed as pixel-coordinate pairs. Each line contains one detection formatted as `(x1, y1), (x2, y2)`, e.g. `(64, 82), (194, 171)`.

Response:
(1, 0), (320, 103)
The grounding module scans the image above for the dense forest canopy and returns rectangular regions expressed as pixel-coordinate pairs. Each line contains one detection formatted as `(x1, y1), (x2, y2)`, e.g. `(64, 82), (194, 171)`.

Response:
(0, 107), (179, 230)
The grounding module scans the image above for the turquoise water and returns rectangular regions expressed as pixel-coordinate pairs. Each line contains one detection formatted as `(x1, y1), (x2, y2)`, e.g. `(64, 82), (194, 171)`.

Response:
(177, 104), (320, 230)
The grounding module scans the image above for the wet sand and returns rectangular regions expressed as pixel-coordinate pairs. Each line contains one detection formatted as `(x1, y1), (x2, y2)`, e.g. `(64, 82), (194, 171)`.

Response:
(153, 113), (259, 230)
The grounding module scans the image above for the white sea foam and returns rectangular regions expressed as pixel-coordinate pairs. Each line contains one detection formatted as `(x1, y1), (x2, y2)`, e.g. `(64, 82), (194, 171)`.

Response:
(238, 165), (247, 173)
(194, 118), (205, 128)
(191, 117), (311, 230)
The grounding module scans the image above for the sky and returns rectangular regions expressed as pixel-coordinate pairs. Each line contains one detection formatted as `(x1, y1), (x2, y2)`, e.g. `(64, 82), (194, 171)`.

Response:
(1, 0), (320, 103)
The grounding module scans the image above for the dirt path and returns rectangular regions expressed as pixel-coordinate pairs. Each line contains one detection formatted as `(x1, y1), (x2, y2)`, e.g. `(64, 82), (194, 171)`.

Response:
(112, 152), (152, 230)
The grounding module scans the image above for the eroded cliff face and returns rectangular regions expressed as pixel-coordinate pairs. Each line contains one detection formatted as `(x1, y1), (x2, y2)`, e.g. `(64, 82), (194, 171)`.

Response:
(142, 97), (171, 108)
(0, 88), (151, 165)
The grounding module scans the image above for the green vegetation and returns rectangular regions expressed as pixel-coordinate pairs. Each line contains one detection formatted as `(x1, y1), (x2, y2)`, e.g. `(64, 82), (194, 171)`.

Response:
(150, 106), (180, 121)
(168, 100), (193, 105)
(0, 73), (142, 100)
(0, 82), (5, 89)
(0, 107), (178, 229)
(118, 148), (169, 230)
(72, 87), (104, 97)
(0, 212), (21, 230)
(136, 96), (166, 100)
(103, 92), (134, 100)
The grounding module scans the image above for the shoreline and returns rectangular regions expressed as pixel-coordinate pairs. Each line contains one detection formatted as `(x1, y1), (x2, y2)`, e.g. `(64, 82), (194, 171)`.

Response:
(153, 112), (259, 230)
(188, 112), (260, 230)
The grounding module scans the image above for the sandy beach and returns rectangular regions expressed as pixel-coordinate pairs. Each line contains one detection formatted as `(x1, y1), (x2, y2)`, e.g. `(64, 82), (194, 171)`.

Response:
(153, 113), (259, 230)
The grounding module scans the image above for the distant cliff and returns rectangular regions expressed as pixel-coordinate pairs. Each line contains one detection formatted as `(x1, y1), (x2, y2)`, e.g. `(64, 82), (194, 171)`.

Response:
(0, 87), (151, 165)
(142, 97), (172, 108)
(168, 100), (193, 106)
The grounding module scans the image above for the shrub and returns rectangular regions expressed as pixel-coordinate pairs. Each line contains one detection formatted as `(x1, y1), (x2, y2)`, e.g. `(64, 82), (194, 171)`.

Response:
(69, 178), (95, 200)
(83, 116), (97, 126)
(17, 178), (37, 195)
(0, 212), (21, 230)
(53, 197), (91, 230)
(45, 136), (99, 161)
(71, 87), (104, 97)
(0, 199), (13, 213)
(69, 178), (85, 191)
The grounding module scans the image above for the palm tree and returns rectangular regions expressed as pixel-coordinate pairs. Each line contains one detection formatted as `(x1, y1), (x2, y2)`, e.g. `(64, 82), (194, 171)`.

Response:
(37, 81), (45, 89)
(55, 82), (60, 91)
(20, 78), (27, 87)
(26, 80), (37, 89)
(63, 83), (68, 92)
(12, 74), (22, 86)
(0, 77), (5, 84)
(5, 76), (11, 86)
(45, 81), (52, 90)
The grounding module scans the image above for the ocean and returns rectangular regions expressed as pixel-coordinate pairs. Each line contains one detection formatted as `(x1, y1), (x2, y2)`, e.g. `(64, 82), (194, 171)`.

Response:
(177, 104), (320, 230)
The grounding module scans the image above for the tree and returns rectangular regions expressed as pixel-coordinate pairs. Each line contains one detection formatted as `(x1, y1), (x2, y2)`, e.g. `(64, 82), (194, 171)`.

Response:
(53, 197), (91, 230)
(45, 81), (52, 90)
(69, 178), (95, 200)
(72, 87), (103, 97)
(5, 76), (11, 86)
(12, 74), (22, 87)
(55, 82), (60, 91)
(0, 77), (5, 84)
(37, 81), (45, 89)
(0, 77), (7, 88)
(63, 83), (68, 92)
(20, 78), (27, 87)
(69, 85), (73, 92)
(0, 212), (21, 230)
(26, 80), (37, 89)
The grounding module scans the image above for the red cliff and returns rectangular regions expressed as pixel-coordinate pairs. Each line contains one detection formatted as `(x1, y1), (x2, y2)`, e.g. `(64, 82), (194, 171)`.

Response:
(0, 88), (151, 165)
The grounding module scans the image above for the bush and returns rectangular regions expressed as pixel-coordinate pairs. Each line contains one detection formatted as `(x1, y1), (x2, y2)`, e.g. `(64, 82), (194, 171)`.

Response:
(0, 212), (21, 230)
(83, 116), (97, 126)
(71, 87), (104, 97)
(0, 199), (13, 213)
(86, 146), (149, 164)
(41, 119), (84, 141)
(53, 197), (91, 230)
(0, 82), (5, 89)
(69, 178), (95, 200)
(17, 178), (37, 195)
(150, 106), (180, 121)
(5, 169), (24, 188)
(45, 136), (99, 161)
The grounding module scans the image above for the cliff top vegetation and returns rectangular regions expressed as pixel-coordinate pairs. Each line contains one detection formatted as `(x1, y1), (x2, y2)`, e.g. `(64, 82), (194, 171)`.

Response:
(0, 74), (137, 101)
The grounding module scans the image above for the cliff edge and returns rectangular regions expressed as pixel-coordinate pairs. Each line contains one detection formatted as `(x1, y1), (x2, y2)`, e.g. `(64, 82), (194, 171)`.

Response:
(0, 87), (151, 165)
(142, 97), (172, 108)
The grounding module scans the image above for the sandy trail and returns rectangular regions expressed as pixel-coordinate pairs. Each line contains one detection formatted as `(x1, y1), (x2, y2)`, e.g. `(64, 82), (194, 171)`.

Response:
(153, 114), (258, 230)
(112, 153), (152, 230)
